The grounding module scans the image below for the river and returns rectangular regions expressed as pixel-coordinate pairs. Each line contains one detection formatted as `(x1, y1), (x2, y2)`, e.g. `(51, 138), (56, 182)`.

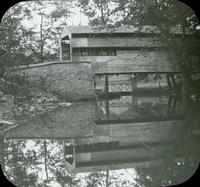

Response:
(0, 93), (200, 187)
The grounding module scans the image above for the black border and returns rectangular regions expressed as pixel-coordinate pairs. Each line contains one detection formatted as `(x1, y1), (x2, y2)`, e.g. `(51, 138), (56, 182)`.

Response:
(0, 0), (199, 187)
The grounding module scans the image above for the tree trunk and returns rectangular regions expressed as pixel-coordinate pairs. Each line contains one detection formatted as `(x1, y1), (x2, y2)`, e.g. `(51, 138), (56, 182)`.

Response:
(44, 140), (49, 181)
(106, 170), (109, 187)
(0, 137), (5, 173)
(182, 74), (190, 114)
(40, 14), (44, 63)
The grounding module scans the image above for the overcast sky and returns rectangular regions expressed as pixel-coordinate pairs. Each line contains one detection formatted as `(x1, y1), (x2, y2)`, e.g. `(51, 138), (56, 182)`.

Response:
(21, 1), (89, 31)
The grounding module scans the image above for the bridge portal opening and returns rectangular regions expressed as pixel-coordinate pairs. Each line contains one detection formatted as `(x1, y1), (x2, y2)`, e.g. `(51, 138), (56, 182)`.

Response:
(61, 36), (71, 61)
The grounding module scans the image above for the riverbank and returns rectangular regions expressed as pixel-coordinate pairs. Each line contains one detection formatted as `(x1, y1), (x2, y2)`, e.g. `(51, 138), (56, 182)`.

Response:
(14, 63), (96, 101)
(0, 62), (98, 132)
(0, 87), (68, 134)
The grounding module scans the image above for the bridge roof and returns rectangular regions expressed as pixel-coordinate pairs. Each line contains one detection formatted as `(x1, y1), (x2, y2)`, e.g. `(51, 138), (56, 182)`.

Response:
(65, 25), (162, 34)
(60, 25), (193, 40)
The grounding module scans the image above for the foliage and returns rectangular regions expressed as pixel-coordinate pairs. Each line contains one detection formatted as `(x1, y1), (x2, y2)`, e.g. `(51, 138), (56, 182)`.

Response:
(0, 71), (32, 100)
(2, 139), (139, 187)
(0, 0), (74, 66)
(0, 2), (35, 65)
(28, 0), (74, 62)
(0, 1), (75, 101)
(78, 0), (199, 29)
(78, 0), (200, 96)
(3, 140), (39, 187)
(86, 171), (107, 187)
(2, 139), (81, 187)
(135, 158), (198, 187)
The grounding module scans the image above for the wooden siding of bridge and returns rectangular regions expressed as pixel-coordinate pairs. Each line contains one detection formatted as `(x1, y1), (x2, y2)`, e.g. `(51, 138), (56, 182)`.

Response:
(71, 36), (200, 48)
(71, 37), (163, 48)
(93, 120), (183, 143)
(70, 35), (200, 74)
(73, 50), (181, 74)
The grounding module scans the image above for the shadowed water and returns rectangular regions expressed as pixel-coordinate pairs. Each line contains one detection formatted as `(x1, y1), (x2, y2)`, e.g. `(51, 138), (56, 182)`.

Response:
(0, 93), (200, 187)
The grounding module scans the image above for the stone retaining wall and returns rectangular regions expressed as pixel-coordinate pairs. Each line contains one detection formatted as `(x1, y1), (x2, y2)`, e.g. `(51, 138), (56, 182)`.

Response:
(15, 63), (96, 101)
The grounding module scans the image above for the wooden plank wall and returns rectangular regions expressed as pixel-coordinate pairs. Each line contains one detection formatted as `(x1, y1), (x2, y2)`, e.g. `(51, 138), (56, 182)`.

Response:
(71, 36), (200, 74)
(73, 50), (181, 73)
(71, 37), (163, 48)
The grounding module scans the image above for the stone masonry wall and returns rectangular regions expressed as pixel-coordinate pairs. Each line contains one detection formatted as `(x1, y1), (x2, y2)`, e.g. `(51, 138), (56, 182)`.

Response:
(16, 63), (96, 101)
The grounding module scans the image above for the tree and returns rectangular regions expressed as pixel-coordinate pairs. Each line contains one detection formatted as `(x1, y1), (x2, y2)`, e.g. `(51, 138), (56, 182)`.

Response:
(86, 171), (107, 187)
(0, 2), (34, 66)
(44, 140), (49, 182)
(26, 0), (74, 62)
(3, 140), (39, 186)
(135, 158), (198, 187)
(78, 0), (200, 101)
(2, 139), (80, 186)
(0, 0), (74, 65)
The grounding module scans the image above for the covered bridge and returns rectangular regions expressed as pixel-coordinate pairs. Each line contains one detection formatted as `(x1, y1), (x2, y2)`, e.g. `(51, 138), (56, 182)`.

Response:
(59, 25), (200, 74)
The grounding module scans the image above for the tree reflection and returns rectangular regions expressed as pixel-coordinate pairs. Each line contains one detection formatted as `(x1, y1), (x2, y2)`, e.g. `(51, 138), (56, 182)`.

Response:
(135, 158), (198, 187)
(135, 98), (200, 187)
(1, 97), (199, 186)
(3, 140), (38, 186)
(1, 137), (199, 186)
(2, 139), (80, 186)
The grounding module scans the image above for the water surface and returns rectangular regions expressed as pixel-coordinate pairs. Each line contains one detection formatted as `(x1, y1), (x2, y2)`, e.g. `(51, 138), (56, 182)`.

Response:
(1, 94), (199, 187)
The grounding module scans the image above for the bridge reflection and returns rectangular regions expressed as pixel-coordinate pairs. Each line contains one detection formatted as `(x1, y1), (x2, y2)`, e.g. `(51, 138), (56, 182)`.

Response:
(95, 93), (183, 124)
(62, 93), (198, 173)
(1, 94), (199, 181)
(64, 135), (200, 173)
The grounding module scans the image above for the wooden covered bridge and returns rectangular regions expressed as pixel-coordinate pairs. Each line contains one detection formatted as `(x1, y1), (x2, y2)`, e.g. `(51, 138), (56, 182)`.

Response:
(59, 25), (200, 72)
(59, 25), (200, 93)
(15, 25), (200, 98)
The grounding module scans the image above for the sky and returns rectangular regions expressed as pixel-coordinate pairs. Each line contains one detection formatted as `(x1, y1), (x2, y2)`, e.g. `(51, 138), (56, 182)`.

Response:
(11, 0), (90, 54)
(21, 1), (89, 31)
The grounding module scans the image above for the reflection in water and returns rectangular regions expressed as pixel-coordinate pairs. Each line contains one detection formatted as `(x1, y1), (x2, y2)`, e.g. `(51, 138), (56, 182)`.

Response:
(0, 94), (200, 186)
(96, 95), (183, 123)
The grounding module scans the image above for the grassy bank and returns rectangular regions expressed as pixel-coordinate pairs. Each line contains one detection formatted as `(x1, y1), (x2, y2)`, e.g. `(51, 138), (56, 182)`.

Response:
(0, 74), (69, 133)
